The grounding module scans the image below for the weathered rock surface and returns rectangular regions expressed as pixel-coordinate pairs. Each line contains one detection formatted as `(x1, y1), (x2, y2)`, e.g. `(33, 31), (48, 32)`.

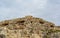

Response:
(0, 16), (60, 38)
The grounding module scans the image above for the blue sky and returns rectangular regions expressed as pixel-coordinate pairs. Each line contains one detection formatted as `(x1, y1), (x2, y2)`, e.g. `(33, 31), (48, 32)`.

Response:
(0, 0), (60, 25)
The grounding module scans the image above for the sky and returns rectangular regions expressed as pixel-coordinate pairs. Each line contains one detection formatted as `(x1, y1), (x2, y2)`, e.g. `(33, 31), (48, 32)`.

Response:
(0, 0), (60, 25)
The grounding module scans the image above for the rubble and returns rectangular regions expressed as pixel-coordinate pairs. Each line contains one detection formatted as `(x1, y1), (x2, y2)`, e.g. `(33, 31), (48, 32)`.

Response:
(0, 16), (60, 38)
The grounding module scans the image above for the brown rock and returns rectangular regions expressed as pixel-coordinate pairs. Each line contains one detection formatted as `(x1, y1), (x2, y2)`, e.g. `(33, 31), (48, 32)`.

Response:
(0, 16), (60, 38)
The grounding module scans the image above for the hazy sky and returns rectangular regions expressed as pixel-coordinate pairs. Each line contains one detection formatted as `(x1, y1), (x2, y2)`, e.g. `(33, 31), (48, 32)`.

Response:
(0, 0), (60, 25)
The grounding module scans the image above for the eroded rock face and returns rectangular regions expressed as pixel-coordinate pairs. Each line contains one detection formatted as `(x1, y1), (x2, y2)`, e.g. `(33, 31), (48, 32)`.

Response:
(0, 16), (60, 38)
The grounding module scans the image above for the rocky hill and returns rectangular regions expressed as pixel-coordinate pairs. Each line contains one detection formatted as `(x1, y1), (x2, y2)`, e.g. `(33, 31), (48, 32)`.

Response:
(0, 16), (60, 38)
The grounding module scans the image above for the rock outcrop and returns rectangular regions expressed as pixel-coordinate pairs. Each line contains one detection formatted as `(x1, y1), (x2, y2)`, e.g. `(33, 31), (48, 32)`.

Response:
(0, 16), (60, 38)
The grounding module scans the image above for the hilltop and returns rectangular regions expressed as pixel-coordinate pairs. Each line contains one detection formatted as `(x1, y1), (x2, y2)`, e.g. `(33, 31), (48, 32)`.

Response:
(0, 16), (60, 38)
